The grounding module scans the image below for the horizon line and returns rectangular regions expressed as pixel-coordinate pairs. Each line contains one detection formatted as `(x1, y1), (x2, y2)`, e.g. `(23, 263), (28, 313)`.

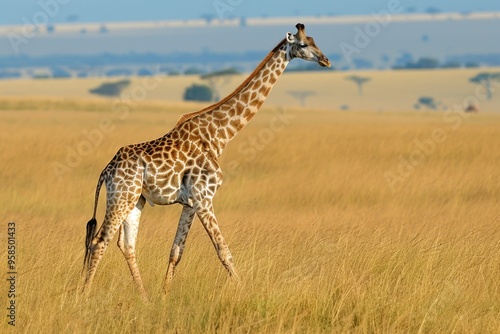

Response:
(1, 11), (500, 36)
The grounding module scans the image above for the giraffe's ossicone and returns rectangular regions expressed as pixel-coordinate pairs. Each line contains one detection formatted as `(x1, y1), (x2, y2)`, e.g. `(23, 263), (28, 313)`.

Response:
(82, 23), (331, 301)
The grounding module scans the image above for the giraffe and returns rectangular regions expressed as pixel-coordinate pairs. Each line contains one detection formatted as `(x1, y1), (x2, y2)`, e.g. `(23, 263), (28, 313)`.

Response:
(82, 23), (330, 301)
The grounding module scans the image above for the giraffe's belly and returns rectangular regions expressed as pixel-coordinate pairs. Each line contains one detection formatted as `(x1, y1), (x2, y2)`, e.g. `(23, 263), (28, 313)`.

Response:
(141, 181), (180, 206)
(141, 166), (188, 206)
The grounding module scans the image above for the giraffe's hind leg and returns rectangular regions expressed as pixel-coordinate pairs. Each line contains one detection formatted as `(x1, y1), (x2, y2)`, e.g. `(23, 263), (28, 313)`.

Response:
(83, 190), (141, 297)
(117, 195), (148, 301)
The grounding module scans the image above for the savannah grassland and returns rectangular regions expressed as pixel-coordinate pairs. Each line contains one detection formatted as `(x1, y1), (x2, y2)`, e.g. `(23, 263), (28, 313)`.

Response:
(0, 80), (500, 332)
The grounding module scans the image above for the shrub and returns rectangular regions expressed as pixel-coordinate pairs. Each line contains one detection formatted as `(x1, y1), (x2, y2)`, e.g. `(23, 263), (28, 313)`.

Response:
(183, 84), (213, 102)
(89, 80), (130, 97)
(415, 96), (439, 110)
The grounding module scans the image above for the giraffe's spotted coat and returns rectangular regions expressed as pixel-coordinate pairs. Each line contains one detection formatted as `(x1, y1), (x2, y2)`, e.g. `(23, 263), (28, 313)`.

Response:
(82, 23), (330, 301)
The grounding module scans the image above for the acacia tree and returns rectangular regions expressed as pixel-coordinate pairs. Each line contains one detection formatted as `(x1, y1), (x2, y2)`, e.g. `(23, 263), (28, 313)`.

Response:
(345, 75), (371, 96)
(287, 90), (316, 107)
(414, 96), (440, 110)
(183, 84), (213, 102)
(89, 80), (130, 97)
(201, 68), (240, 102)
(469, 72), (500, 100)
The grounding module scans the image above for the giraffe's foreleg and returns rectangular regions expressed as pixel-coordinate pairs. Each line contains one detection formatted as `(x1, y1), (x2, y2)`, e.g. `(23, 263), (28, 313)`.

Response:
(196, 204), (239, 280)
(163, 205), (196, 294)
(117, 196), (148, 302)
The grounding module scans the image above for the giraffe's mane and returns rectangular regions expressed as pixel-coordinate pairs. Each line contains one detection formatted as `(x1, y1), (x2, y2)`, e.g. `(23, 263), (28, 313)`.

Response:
(175, 38), (287, 127)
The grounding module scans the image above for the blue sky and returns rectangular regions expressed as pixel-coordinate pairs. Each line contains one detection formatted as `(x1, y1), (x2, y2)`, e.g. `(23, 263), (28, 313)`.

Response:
(1, 0), (500, 25)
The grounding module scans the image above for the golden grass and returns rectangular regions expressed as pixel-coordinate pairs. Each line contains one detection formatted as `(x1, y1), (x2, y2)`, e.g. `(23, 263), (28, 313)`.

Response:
(1, 96), (500, 333)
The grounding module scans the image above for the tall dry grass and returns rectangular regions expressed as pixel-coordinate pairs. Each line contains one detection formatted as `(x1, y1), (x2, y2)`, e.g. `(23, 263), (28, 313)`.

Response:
(1, 97), (499, 333)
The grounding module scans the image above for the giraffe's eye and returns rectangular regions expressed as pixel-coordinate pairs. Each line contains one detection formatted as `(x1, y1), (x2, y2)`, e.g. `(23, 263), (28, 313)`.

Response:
(299, 43), (308, 48)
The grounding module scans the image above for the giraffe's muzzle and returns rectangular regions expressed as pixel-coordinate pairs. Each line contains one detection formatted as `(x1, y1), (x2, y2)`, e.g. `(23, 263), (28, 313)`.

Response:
(318, 55), (331, 68)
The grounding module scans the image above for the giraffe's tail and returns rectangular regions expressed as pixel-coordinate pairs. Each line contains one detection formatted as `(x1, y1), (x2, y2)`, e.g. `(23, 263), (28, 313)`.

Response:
(83, 218), (97, 269)
(83, 170), (106, 270)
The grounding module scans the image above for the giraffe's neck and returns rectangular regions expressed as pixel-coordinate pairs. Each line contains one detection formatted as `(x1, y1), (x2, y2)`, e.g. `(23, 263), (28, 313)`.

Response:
(176, 40), (290, 157)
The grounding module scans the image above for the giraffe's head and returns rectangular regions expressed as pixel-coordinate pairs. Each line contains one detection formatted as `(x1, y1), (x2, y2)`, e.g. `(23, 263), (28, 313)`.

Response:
(286, 23), (331, 68)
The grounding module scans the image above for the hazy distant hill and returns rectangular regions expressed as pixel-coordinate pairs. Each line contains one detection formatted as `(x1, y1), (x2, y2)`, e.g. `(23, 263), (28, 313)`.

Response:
(1, 13), (499, 75)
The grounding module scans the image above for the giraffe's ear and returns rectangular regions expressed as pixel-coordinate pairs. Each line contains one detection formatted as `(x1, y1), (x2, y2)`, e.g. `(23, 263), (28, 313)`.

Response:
(286, 32), (296, 43)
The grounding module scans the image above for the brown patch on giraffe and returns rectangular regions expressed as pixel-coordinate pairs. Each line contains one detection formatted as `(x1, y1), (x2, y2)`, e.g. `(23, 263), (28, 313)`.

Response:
(180, 131), (189, 141)
(250, 91), (258, 101)
(242, 107), (254, 119)
(178, 151), (187, 161)
(217, 129), (227, 140)
(120, 150), (130, 160)
(181, 141), (191, 153)
(199, 118), (209, 127)
(116, 169), (126, 178)
(240, 91), (250, 102)
(249, 97), (260, 107)
(157, 164), (168, 174)
(182, 122), (192, 132)
(207, 123), (217, 138)
(192, 166), (201, 176)
(218, 117), (229, 127)
(226, 126), (236, 138)
(213, 110), (226, 119)
(152, 152), (162, 160)
(195, 155), (207, 166)
(254, 100), (265, 109)
(230, 119), (241, 130)
(269, 73), (278, 85)
(172, 161), (184, 173)
(235, 101), (245, 115)
(148, 164), (158, 174)
(259, 85), (272, 96)
(252, 80), (261, 90)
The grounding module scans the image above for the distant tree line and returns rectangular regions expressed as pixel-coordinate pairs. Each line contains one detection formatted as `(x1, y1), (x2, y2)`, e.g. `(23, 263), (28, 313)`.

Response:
(0, 51), (267, 70)
(0, 70), (22, 79)
(1, 50), (499, 80)
(393, 57), (480, 70)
